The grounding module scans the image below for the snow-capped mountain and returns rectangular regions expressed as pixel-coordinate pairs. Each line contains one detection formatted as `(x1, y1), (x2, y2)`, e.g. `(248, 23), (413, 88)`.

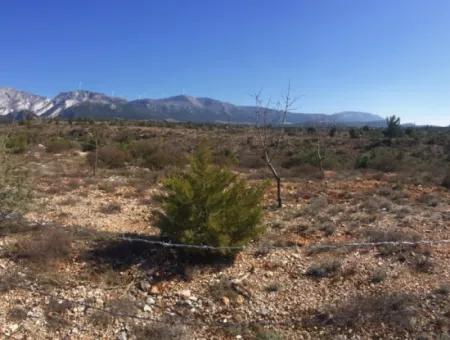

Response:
(0, 87), (385, 125)
(41, 90), (127, 118)
(0, 87), (53, 116)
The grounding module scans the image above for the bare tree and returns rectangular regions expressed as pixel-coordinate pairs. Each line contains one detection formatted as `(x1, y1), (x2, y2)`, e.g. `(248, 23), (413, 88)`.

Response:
(254, 85), (296, 208)
(88, 124), (105, 177)
(316, 136), (325, 178)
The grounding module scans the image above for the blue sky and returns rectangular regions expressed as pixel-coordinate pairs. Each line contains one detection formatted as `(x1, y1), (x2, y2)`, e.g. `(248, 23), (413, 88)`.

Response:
(1, 0), (449, 125)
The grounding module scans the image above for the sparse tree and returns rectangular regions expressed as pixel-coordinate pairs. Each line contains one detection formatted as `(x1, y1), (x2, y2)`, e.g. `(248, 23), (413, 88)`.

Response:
(254, 85), (296, 208)
(383, 115), (403, 138)
(307, 126), (316, 135)
(317, 136), (325, 177)
(88, 124), (107, 176)
(329, 126), (337, 137)
(349, 127), (359, 139)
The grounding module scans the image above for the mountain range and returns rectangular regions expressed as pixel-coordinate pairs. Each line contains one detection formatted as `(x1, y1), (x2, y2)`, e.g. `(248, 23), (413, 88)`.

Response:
(0, 87), (384, 126)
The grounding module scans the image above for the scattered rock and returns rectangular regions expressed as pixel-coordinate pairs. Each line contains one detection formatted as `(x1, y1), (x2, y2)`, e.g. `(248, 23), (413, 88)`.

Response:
(117, 331), (127, 340)
(222, 296), (230, 306)
(150, 286), (160, 295)
(178, 289), (191, 298)
(236, 295), (245, 305)
(139, 280), (150, 292)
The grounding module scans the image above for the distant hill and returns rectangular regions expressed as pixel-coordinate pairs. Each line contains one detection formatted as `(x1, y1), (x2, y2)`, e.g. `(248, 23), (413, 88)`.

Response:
(0, 87), (385, 126)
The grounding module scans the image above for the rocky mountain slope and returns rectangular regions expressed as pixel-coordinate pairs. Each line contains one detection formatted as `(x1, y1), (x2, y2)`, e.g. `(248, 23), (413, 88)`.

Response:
(0, 87), (384, 125)
(0, 88), (53, 116)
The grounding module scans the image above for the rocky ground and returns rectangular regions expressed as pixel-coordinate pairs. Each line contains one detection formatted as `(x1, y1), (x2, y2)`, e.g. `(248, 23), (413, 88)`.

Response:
(0, 148), (449, 340)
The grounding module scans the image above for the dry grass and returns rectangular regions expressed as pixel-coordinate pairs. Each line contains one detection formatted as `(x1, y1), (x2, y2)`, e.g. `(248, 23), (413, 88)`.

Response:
(98, 202), (122, 214)
(305, 258), (342, 279)
(10, 227), (73, 266)
(305, 292), (419, 332)
(132, 322), (189, 340)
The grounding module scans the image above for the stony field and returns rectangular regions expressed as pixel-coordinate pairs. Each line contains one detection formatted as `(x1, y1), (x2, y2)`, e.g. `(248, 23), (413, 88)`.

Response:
(0, 121), (449, 339)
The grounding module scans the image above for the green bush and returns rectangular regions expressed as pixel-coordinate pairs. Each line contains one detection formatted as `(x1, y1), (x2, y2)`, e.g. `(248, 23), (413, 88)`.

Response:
(329, 126), (337, 137)
(129, 140), (185, 170)
(5, 133), (28, 154)
(80, 138), (97, 152)
(88, 145), (130, 169)
(156, 145), (266, 256)
(282, 149), (318, 169)
(0, 138), (30, 213)
(355, 154), (369, 169)
(368, 148), (401, 172)
(442, 167), (450, 189)
(349, 128), (359, 139)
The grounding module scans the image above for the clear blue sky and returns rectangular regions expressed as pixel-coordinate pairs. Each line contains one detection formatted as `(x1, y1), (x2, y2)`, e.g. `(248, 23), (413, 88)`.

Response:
(1, 0), (449, 125)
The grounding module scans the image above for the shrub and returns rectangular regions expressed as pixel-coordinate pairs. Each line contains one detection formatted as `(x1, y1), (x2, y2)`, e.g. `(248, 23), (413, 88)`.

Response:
(364, 228), (421, 257)
(238, 152), (265, 169)
(405, 127), (416, 137)
(411, 255), (434, 273)
(88, 145), (130, 168)
(370, 268), (387, 283)
(133, 322), (189, 340)
(367, 148), (401, 172)
(80, 138), (97, 152)
(0, 137), (30, 213)
(305, 259), (341, 278)
(306, 127), (316, 135)
(209, 278), (240, 302)
(306, 292), (418, 332)
(329, 126), (337, 137)
(255, 330), (284, 340)
(355, 154), (369, 169)
(349, 128), (359, 139)
(46, 137), (72, 153)
(44, 297), (72, 330)
(442, 167), (450, 189)
(156, 145), (266, 256)
(5, 133), (28, 154)
(12, 228), (73, 266)
(130, 139), (185, 170)
(7, 306), (28, 322)
(282, 148), (322, 169)
(98, 202), (122, 214)
(434, 283), (450, 296)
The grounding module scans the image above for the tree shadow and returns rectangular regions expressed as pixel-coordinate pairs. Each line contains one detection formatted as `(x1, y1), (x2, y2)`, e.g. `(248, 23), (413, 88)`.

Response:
(0, 214), (42, 237)
(1, 214), (235, 285)
(83, 232), (235, 283)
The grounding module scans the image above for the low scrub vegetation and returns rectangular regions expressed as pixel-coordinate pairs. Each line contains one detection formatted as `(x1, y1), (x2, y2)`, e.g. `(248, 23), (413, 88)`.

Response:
(129, 139), (186, 170)
(0, 120), (448, 339)
(442, 167), (450, 189)
(88, 145), (130, 168)
(305, 258), (342, 278)
(9, 227), (73, 267)
(0, 137), (30, 213)
(46, 137), (73, 153)
(306, 292), (419, 332)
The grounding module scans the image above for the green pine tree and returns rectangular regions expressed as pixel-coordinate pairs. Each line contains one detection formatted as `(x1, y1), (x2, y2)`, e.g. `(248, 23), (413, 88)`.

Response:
(383, 115), (403, 138)
(156, 144), (266, 256)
